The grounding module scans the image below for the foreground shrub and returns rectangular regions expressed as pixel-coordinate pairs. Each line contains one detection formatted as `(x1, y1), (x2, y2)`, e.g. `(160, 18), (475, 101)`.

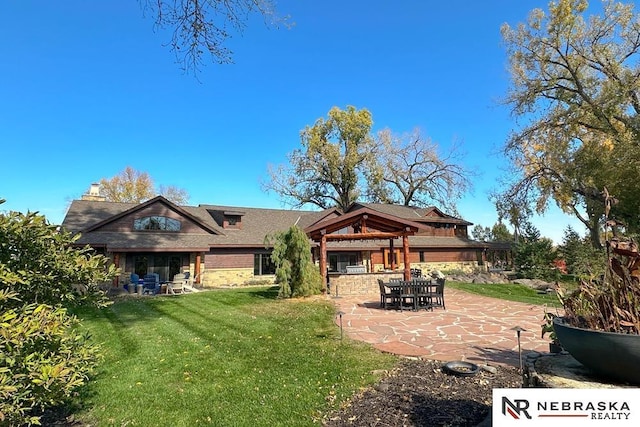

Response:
(0, 294), (100, 425)
(0, 200), (115, 425)
(559, 190), (640, 334)
(559, 237), (640, 333)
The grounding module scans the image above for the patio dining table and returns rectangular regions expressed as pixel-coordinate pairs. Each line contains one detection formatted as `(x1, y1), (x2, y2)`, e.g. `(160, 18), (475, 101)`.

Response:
(386, 279), (438, 312)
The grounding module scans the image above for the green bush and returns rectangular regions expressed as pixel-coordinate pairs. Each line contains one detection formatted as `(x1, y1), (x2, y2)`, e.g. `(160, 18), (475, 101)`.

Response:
(1, 201), (115, 425)
(0, 293), (100, 425)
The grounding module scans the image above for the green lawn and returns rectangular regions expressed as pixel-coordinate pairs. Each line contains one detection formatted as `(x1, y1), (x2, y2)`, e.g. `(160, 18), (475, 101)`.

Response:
(72, 287), (396, 427)
(447, 281), (563, 307)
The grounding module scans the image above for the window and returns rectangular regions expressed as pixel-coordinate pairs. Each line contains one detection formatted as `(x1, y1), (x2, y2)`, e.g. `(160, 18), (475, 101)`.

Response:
(254, 253), (276, 275)
(419, 251), (425, 262)
(328, 253), (358, 273)
(133, 216), (181, 231)
(383, 249), (401, 269)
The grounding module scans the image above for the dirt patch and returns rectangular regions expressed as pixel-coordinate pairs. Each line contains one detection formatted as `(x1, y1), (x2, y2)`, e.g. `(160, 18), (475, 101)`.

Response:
(321, 358), (522, 426)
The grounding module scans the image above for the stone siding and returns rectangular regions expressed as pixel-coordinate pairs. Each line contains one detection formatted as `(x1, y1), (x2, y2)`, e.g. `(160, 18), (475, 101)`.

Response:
(200, 268), (276, 287)
(328, 272), (404, 296)
(372, 261), (481, 274)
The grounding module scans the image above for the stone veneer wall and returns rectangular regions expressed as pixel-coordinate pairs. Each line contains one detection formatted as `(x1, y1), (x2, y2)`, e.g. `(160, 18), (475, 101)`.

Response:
(328, 272), (405, 296)
(201, 267), (258, 287)
(372, 261), (482, 274)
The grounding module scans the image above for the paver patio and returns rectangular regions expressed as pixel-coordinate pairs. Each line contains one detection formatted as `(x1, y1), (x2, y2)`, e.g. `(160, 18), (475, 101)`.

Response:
(331, 287), (551, 367)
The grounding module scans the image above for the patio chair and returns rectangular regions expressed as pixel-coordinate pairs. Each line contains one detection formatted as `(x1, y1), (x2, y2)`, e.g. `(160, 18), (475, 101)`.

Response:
(431, 278), (446, 310)
(169, 273), (187, 294)
(142, 273), (160, 295)
(126, 273), (139, 293)
(377, 279), (398, 309)
(397, 281), (416, 312)
(413, 279), (434, 311)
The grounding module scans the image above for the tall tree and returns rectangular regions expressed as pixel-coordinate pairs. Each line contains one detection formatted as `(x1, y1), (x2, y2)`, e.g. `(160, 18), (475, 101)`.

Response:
(471, 225), (493, 242)
(264, 106), (375, 211)
(139, 0), (284, 75)
(513, 221), (558, 280)
(558, 225), (606, 277)
(365, 128), (472, 213)
(492, 222), (515, 242)
(98, 166), (190, 204)
(499, 0), (640, 248)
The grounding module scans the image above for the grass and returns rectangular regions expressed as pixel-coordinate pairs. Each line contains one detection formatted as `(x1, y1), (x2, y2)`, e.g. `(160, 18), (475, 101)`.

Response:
(72, 287), (397, 427)
(447, 281), (564, 308)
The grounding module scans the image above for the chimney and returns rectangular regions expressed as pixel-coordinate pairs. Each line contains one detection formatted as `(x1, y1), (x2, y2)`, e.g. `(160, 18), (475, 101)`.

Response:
(81, 183), (106, 201)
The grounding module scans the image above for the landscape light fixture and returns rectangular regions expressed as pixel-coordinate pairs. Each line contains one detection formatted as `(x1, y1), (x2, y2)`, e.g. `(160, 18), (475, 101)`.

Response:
(510, 326), (526, 373)
(337, 311), (345, 341)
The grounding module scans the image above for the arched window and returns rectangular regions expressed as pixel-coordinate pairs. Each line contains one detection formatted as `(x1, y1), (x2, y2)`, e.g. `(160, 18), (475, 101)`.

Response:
(133, 216), (181, 231)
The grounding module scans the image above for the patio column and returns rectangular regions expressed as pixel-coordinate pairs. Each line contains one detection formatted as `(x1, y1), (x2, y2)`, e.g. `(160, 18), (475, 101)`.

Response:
(320, 234), (327, 290)
(389, 238), (396, 270)
(112, 253), (120, 288)
(402, 234), (411, 281)
(195, 253), (201, 284)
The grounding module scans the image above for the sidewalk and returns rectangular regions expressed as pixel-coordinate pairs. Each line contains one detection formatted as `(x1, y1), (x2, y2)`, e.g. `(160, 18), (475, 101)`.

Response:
(331, 288), (551, 367)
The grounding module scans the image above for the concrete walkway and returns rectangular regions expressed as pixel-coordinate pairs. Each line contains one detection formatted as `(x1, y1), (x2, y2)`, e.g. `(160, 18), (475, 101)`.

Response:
(331, 288), (552, 367)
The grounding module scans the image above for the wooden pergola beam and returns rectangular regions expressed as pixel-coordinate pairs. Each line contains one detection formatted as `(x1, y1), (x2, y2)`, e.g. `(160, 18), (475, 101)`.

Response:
(323, 231), (404, 241)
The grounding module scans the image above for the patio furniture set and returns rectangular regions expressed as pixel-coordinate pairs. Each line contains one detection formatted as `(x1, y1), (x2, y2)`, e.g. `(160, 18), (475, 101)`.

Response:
(377, 277), (446, 311)
(126, 272), (190, 295)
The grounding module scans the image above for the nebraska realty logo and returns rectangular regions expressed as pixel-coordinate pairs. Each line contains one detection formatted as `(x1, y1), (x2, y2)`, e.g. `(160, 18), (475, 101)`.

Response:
(492, 389), (639, 426)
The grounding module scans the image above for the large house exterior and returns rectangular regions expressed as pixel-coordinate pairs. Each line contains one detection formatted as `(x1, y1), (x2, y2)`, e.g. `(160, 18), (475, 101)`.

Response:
(61, 187), (498, 292)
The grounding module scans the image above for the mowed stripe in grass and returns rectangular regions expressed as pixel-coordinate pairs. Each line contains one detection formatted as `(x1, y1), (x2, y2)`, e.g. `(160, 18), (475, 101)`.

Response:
(74, 287), (396, 426)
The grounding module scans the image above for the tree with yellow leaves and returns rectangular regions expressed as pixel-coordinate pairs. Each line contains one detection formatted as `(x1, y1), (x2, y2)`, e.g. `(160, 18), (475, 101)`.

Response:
(498, 0), (640, 248)
(98, 166), (189, 204)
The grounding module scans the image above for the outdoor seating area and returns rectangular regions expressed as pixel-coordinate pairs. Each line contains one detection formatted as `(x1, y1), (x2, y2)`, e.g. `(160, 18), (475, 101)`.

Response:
(377, 278), (446, 311)
(121, 272), (196, 295)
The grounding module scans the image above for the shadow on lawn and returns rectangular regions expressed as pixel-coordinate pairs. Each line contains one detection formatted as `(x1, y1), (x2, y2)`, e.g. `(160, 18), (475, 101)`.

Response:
(245, 285), (279, 299)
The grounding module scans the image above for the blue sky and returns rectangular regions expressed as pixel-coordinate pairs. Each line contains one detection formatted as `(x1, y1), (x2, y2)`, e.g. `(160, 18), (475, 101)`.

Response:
(0, 0), (587, 243)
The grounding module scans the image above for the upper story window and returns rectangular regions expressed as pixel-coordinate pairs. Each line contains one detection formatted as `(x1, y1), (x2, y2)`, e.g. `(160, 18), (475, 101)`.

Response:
(133, 216), (181, 231)
(222, 210), (244, 229)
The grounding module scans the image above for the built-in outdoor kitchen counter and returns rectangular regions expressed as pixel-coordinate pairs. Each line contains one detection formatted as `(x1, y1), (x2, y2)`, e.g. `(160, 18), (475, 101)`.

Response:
(327, 269), (404, 297)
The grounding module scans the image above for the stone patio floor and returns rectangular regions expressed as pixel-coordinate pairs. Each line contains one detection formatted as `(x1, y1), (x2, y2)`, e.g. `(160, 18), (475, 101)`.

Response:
(330, 288), (552, 367)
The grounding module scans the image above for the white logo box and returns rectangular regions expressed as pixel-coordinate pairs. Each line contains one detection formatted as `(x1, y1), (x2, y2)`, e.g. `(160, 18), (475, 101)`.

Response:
(493, 388), (640, 426)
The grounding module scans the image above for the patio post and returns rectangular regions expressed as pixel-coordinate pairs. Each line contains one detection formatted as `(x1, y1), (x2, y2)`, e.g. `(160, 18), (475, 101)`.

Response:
(112, 253), (120, 288)
(389, 238), (396, 270)
(320, 233), (327, 290)
(402, 233), (410, 281)
(195, 253), (201, 284)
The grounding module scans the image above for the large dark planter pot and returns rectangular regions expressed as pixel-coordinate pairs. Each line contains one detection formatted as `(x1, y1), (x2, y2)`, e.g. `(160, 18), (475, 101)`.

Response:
(553, 317), (640, 385)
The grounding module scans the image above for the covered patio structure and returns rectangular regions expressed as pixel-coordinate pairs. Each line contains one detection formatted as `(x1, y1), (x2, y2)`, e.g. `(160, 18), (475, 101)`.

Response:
(304, 207), (427, 286)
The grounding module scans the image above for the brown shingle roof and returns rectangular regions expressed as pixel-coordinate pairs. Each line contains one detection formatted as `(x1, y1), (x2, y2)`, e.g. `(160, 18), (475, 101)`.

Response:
(61, 198), (480, 252)
(199, 204), (318, 246)
(62, 198), (324, 250)
(350, 203), (473, 225)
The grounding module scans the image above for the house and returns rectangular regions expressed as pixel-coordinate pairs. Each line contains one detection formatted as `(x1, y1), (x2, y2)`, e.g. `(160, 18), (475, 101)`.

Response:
(61, 190), (494, 292)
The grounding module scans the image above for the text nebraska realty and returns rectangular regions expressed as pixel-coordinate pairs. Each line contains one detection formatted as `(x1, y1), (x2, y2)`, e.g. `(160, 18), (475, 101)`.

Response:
(504, 397), (631, 420)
